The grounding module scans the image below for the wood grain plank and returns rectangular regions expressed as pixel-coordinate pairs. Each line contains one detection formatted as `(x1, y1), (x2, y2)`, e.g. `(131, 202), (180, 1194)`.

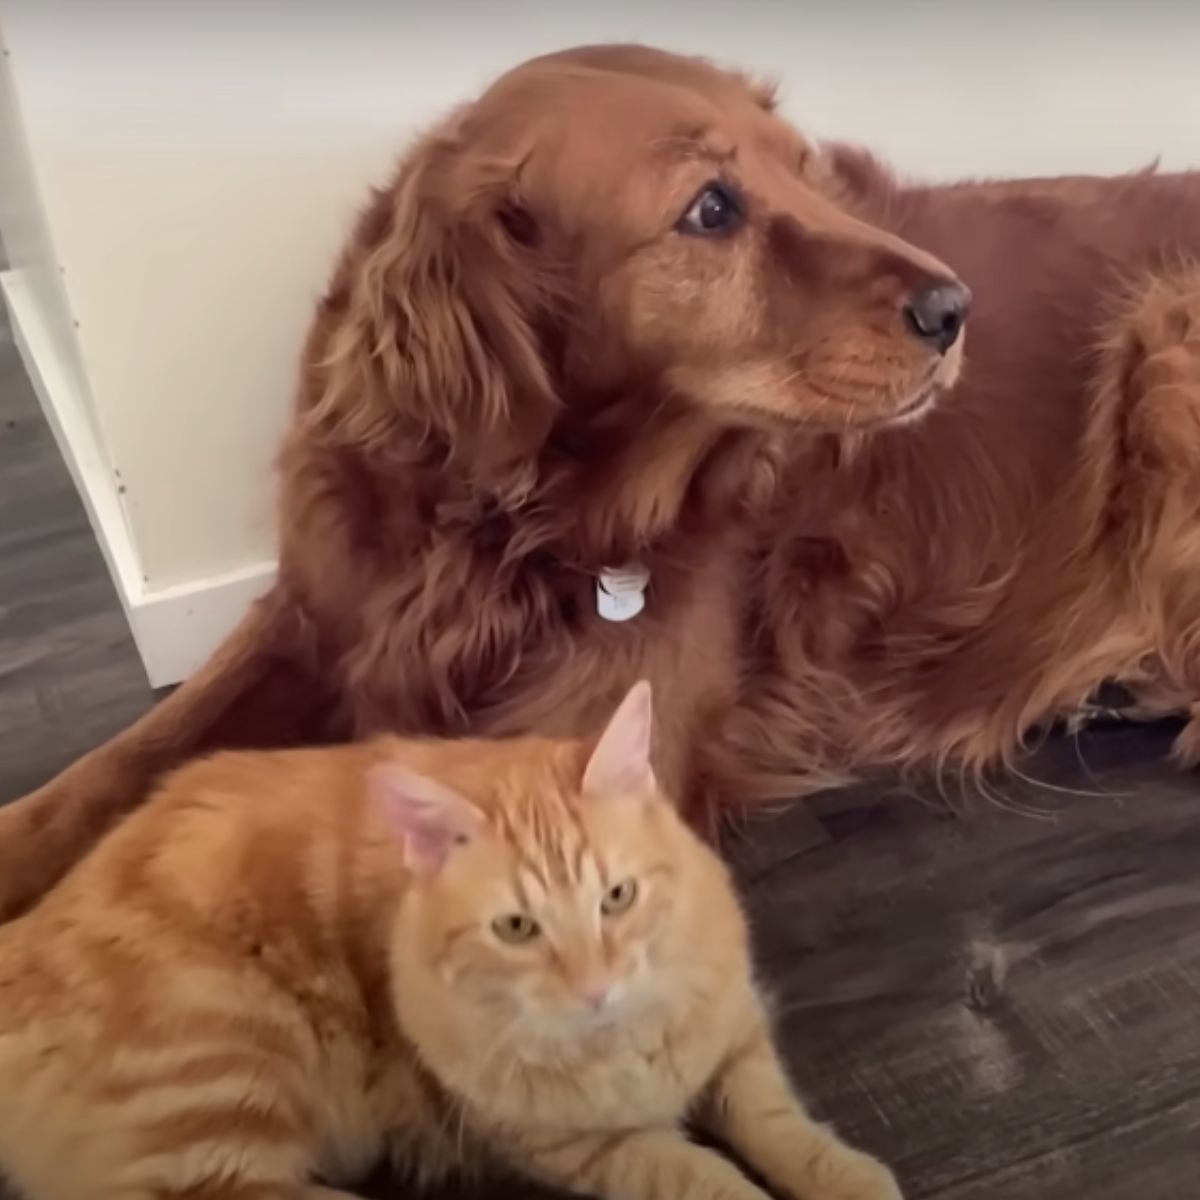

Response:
(0, 299), (156, 804)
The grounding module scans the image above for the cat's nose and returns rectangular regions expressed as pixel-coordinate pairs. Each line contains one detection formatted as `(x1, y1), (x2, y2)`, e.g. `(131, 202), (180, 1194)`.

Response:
(579, 981), (612, 1011)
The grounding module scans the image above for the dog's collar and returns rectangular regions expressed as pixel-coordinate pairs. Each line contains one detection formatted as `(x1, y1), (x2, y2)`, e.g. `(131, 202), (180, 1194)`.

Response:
(596, 564), (650, 622)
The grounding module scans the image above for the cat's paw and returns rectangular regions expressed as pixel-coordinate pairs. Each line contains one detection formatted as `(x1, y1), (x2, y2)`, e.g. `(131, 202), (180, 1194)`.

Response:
(1170, 707), (1200, 768)
(823, 1149), (903, 1200)
(800, 1145), (902, 1200)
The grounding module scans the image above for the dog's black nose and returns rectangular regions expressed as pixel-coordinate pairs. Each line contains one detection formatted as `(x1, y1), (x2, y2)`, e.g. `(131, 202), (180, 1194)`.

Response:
(903, 281), (971, 354)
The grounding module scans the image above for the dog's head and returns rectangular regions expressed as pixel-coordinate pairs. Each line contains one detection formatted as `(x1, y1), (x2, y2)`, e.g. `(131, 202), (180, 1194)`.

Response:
(311, 45), (967, 492)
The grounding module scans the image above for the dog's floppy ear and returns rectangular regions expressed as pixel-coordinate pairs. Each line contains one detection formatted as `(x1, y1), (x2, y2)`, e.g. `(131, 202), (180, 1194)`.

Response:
(307, 121), (562, 500)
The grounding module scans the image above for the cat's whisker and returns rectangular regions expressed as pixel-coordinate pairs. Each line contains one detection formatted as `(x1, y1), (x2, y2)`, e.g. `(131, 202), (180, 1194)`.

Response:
(452, 1016), (523, 1161)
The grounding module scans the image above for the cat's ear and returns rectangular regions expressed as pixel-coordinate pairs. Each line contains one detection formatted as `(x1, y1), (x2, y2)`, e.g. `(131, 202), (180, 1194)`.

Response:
(583, 681), (657, 798)
(369, 763), (482, 875)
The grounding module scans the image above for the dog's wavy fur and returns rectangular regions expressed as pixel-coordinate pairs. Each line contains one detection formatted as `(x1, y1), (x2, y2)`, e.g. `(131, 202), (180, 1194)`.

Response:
(3, 45), (1200, 917)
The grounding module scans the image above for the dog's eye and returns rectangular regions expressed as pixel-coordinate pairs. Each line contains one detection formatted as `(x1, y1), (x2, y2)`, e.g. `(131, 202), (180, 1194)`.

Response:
(677, 182), (744, 237)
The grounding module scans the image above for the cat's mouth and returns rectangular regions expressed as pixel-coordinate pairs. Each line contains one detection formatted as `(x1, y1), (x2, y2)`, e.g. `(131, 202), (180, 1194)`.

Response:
(576, 1009), (623, 1034)
(516, 1008), (628, 1061)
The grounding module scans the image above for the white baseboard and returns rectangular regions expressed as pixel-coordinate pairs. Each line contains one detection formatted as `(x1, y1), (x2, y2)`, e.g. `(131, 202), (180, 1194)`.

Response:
(125, 561), (277, 689)
(3, 267), (277, 688)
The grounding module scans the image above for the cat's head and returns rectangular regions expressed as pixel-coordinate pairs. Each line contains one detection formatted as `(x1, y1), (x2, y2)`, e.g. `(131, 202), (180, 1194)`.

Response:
(373, 683), (745, 1063)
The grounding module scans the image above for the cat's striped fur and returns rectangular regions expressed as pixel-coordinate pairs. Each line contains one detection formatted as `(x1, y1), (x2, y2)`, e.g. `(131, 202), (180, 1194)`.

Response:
(0, 684), (899, 1200)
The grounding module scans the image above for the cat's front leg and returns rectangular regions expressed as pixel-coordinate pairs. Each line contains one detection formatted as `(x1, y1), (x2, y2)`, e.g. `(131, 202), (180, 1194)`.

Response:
(518, 1127), (771, 1200)
(699, 1014), (902, 1200)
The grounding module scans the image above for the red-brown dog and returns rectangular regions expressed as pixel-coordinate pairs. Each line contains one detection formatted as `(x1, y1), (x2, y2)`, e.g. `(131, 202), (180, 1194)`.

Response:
(3, 44), (1199, 917)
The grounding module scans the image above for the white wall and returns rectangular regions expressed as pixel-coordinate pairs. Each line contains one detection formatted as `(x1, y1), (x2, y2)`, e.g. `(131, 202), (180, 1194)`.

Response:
(0, 32), (95, 443)
(3, 0), (1200, 681)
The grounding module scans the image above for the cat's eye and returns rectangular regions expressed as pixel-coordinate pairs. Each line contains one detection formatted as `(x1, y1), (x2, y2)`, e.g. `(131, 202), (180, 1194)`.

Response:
(601, 878), (639, 917)
(491, 913), (541, 945)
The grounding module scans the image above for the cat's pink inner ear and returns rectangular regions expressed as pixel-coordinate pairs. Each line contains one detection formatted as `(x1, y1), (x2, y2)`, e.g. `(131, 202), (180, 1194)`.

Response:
(369, 764), (481, 875)
(583, 680), (657, 799)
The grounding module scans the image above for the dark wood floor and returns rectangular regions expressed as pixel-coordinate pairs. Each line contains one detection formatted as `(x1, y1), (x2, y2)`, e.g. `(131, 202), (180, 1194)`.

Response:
(0, 293), (156, 804)
(1, 295), (1197, 1199)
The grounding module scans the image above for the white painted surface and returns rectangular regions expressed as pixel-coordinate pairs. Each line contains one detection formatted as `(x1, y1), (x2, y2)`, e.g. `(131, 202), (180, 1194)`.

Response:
(1, 0), (1199, 680)
(1, 269), (139, 604)
(118, 561), (277, 690)
(0, 29), (100, 452)
(2, 269), (275, 687)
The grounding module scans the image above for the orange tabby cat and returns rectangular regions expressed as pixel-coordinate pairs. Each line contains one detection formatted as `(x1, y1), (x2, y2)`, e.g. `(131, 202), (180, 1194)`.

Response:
(0, 683), (899, 1200)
